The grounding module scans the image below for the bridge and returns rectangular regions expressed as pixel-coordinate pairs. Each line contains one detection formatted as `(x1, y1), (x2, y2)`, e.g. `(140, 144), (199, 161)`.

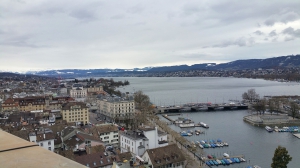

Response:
(155, 103), (248, 113)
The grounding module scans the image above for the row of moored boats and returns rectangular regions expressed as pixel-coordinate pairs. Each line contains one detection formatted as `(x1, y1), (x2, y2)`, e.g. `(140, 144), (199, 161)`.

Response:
(203, 154), (246, 166)
(194, 139), (228, 149)
(265, 126), (299, 133)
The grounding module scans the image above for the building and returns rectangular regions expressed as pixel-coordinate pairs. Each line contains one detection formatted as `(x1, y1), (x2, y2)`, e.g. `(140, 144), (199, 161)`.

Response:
(61, 102), (89, 124)
(88, 124), (119, 146)
(76, 152), (120, 168)
(0, 130), (86, 167)
(1, 96), (74, 112)
(119, 126), (168, 156)
(141, 144), (186, 168)
(98, 96), (135, 122)
(29, 131), (55, 152)
(70, 84), (87, 98)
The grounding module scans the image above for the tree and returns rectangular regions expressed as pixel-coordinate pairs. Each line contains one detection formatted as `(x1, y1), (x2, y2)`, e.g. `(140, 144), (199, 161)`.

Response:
(252, 98), (267, 115)
(134, 90), (152, 126)
(268, 99), (275, 115)
(271, 146), (292, 168)
(289, 101), (299, 119)
(242, 89), (260, 103)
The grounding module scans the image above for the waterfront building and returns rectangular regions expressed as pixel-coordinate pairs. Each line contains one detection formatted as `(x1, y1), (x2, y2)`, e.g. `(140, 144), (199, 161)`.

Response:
(97, 96), (135, 122)
(119, 126), (168, 156)
(141, 144), (186, 168)
(69, 83), (87, 98)
(61, 102), (89, 125)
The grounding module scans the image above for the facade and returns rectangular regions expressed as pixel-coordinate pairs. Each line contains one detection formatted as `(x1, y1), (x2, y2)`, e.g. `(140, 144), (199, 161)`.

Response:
(87, 85), (103, 93)
(1, 96), (74, 112)
(98, 97), (135, 121)
(70, 84), (87, 98)
(61, 102), (89, 124)
(141, 144), (186, 168)
(29, 132), (55, 152)
(89, 124), (119, 146)
(119, 126), (168, 156)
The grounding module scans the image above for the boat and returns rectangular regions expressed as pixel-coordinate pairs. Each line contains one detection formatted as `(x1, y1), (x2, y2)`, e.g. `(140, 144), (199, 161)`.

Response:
(234, 158), (240, 163)
(199, 144), (203, 149)
(207, 155), (213, 159)
(223, 153), (230, 157)
(223, 142), (229, 146)
(265, 126), (273, 132)
(180, 131), (188, 136)
(205, 161), (211, 166)
(213, 160), (219, 165)
(253, 165), (262, 168)
(179, 123), (195, 128)
(227, 159), (232, 164)
(199, 122), (209, 128)
(240, 157), (246, 162)
(216, 159), (222, 164)
(223, 158), (230, 165)
(230, 158), (236, 163)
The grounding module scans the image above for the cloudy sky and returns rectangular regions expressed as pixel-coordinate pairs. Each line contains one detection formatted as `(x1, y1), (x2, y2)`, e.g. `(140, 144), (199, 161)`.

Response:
(1, 0), (300, 72)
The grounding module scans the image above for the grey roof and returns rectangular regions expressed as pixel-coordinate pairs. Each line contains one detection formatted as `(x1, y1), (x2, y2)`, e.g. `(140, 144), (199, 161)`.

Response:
(120, 130), (146, 140)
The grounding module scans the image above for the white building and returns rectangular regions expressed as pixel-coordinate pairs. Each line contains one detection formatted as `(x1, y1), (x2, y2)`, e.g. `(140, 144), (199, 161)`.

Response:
(98, 96), (135, 122)
(29, 132), (55, 152)
(70, 84), (87, 98)
(119, 126), (168, 156)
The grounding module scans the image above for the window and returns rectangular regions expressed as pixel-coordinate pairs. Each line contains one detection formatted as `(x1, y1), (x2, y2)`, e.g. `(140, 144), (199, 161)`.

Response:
(48, 147), (51, 151)
(40, 142), (43, 146)
(48, 141), (51, 145)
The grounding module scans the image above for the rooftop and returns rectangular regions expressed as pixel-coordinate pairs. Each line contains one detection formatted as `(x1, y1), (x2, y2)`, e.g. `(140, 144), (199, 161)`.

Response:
(0, 130), (86, 168)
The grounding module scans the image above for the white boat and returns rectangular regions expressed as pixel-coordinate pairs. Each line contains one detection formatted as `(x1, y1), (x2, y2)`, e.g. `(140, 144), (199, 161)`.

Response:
(265, 126), (273, 132)
(179, 123), (195, 128)
(227, 159), (232, 164)
(224, 142), (229, 146)
(200, 122), (209, 128)
(216, 159), (222, 164)
(196, 141), (200, 144)
(199, 144), (203, 149)
(240, 157), (246, 162)
(223, 153), (229, 157)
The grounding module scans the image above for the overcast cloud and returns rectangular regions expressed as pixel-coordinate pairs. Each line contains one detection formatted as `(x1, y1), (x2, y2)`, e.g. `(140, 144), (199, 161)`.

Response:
(0, 0), (300, 72)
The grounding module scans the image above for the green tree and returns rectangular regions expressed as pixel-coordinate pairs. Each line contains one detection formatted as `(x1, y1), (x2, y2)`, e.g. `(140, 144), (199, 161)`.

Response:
(271, 146), (292, 168)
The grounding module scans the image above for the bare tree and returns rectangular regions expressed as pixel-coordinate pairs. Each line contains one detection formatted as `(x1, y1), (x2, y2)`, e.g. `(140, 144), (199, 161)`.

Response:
(134, 90), (151, 123)
(253, 98), (267, 115)
(242, 89), (260, 103)
(289, 101), (299, 119)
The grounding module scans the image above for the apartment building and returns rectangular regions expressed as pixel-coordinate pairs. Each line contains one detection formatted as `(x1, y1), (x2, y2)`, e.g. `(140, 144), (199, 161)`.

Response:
(98, 96), (135, 122)
(88, 124), (119, 146)
(119, 126), (168, 156)
(61, 102), (89, 124)
(29, 131), (55, 152)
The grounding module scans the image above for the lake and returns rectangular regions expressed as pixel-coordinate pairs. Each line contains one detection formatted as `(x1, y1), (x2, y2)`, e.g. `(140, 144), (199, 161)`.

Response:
(111, 77), (300, 167)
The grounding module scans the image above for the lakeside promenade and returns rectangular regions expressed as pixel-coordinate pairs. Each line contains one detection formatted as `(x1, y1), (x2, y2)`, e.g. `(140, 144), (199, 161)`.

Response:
(147, 116), (205, 168)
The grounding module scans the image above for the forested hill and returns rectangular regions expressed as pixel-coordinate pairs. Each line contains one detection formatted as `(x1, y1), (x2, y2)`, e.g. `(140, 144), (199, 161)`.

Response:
(148, 54), (300, 72)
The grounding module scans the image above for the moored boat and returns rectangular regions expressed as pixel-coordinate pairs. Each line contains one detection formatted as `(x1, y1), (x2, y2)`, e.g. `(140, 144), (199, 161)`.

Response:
(265, 126), (273, 132)
(223, 153), (230, 158)
(179, 123), (195, 128)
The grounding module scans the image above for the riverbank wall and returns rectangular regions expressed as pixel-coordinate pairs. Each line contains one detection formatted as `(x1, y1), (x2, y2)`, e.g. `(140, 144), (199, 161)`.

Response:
(243, 114), (300, 126)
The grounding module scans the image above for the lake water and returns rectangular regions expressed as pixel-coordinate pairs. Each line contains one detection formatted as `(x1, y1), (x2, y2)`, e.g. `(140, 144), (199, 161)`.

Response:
(111, 77), (300, 167)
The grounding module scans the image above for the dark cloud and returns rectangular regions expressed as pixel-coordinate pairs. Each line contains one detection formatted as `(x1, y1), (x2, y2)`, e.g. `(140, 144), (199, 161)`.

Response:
(269, 30), (277, 37)
(210, 37), (255, 48)
(69, 9), (96, 21)
(282, 27), (300, 40)
(264, 11), (300, 26)
(253, 30), (264, 35)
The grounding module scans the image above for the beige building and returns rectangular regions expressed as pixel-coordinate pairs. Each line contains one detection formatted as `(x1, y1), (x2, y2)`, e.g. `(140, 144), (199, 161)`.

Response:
(98, 97), (135, 121)
(62, 102), (89, 124)
(1, 96), (74, 112)
(70, 84), (87, 98)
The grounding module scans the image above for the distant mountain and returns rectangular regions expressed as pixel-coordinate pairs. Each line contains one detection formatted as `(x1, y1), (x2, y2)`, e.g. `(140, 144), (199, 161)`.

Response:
(10, 54), (300, 78)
